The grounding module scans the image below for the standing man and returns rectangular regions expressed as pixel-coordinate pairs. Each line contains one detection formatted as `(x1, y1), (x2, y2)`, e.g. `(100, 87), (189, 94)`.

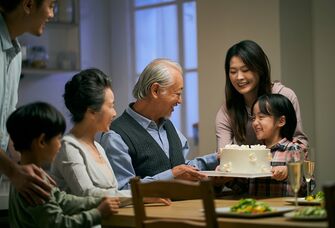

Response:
(101, 58), (219, 190)
(0, 0), (56, 204)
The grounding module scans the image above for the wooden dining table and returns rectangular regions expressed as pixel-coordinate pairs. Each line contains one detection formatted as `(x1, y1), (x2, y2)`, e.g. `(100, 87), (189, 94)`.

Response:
(102, 197), (327, 228)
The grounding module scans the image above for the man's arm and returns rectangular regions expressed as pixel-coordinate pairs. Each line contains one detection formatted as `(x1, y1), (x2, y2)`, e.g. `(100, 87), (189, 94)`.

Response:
(100, 131), (175, 190)
(186, 153), (219, 171)
(101, 131), (207, 189)
(0, 149), (53, 205)
(176, 128), (219, 171)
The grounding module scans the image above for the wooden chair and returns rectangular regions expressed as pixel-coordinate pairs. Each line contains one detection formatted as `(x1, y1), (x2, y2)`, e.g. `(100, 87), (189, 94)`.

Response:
(323, 181), (335, 228)
(130, 177), (219, 228)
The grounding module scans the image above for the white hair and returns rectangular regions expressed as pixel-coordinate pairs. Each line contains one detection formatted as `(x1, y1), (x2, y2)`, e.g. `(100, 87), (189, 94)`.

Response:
(132, 58), (183, 100)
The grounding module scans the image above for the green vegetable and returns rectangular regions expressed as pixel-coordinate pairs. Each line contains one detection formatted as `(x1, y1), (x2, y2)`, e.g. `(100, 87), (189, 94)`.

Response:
(294, 206), (326, 217)
(305, 191), (325, 201)
(230, 198), (272, 214)
(315, 191), (325, 200)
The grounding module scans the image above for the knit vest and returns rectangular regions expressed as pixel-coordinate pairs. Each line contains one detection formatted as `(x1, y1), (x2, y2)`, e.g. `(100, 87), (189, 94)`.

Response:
(110, 111), (185, 178)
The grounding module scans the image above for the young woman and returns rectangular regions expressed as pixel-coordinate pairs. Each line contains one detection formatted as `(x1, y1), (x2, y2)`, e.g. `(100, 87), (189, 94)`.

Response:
(50, 68), (130, 197)
(215, 40), (308, 149)
(248, 94), (307, 196)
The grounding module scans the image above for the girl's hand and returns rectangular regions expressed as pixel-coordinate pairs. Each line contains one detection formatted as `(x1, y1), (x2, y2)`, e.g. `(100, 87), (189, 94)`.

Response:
(271, 166), (287, 181)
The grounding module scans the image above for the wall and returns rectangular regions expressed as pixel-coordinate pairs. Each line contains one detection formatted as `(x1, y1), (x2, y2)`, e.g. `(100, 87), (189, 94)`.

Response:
(108, 0), (134, 116)
(18, 0), (112, 132)
(17, 73), (74, 129)
(279, 0), (315, 149)
(312, 0), (335, 186)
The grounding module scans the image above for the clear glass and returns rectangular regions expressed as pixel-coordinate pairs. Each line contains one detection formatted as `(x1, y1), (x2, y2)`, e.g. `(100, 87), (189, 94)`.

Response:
(286, 150), (303, 208)
(303, 160), (315, 197)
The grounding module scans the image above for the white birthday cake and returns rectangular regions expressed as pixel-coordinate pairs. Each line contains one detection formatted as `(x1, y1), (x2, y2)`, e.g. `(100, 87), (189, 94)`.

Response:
(219, 145), (272, 174)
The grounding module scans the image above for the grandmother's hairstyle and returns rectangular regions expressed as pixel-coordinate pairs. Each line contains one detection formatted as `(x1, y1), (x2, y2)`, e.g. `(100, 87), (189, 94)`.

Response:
(64, 68), (112, 123)
(132, 58), (183, 100)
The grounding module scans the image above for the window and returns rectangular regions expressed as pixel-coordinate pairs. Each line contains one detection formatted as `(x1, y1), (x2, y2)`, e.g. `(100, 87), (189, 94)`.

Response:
(131, 0), (198, 153)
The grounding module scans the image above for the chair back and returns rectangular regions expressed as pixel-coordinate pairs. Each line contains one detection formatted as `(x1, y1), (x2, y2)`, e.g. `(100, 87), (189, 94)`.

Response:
(323, 181), (335, 228)
(130, 177), (218, 228)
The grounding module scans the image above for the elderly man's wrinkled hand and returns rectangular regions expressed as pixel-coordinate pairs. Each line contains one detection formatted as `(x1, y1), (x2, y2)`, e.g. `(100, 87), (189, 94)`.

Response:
(172, 164), (207, 181)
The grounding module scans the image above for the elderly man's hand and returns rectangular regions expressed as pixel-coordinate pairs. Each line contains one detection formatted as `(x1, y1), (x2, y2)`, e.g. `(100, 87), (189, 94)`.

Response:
(172, 164), (207, 181)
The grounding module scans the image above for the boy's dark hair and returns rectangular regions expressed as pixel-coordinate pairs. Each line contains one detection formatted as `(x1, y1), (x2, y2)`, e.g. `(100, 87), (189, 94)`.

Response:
(0, 0), (44, 13)
(6, 102), (66, 151)
(64, 68), (112, 123)
(251, 94), (297, 141)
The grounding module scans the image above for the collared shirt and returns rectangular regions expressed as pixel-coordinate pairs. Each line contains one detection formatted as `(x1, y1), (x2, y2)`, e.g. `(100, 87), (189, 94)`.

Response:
(100, 105), (218, 190)
(248, 138), (308, 197)
(0, 14), (22, 152)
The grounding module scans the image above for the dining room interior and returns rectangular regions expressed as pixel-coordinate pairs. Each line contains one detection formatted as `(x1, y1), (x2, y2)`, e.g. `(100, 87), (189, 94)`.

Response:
(8, 0), (335, 227)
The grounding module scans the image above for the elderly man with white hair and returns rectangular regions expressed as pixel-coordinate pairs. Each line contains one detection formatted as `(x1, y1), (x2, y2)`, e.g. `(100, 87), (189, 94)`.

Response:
(101, 58), (219, 190)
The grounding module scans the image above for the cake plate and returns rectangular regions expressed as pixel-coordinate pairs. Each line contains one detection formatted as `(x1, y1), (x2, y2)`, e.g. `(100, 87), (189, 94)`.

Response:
(199, 171), (272, 178)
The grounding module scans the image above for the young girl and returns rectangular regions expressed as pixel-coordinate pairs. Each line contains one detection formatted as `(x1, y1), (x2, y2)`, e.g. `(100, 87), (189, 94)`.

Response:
(6, 102), (120, 227)
(249, 94), (307, 196)
(215, 40), (308, 149)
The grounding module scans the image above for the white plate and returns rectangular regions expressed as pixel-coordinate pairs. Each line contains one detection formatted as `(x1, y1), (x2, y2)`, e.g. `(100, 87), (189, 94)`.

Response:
(200, 171), (272, 178)
(285, 197), (322, 205)
(284, 211), (327, 220)
(215, 206), (295, 218)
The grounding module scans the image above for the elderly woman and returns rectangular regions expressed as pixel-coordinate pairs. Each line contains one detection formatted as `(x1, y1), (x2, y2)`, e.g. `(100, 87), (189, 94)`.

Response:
(51, 69), (170, 206)
(50, 68), (131, 198)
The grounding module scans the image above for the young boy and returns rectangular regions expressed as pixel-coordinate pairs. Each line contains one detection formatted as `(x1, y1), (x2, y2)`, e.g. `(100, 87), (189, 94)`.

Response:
(6, 102), (120, 227)
(250, 94), (307, 196)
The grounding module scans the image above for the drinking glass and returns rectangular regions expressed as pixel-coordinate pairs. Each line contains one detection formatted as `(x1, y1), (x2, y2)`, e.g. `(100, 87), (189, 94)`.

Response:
(303, 160), (315, 197)
(286, 150), (303, 208)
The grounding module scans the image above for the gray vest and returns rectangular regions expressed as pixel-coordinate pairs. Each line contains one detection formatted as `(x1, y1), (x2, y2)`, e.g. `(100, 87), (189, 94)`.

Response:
(110, 111), (185, 178)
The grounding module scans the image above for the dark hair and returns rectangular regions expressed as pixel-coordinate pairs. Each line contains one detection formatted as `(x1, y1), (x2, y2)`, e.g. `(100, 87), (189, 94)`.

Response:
(251, 94), (297, 141)
(225, 40), (272, 144)
(64, 68), (112, 123)
(6, 102), (66, 151)
(0, 0), (44, 13)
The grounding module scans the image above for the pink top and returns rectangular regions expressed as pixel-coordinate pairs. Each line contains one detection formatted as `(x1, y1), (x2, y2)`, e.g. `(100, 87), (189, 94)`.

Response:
(215, 81), (309, 149)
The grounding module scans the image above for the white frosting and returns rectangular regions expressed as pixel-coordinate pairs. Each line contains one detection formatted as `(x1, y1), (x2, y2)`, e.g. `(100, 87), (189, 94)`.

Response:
(219, 145), (271, 174)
